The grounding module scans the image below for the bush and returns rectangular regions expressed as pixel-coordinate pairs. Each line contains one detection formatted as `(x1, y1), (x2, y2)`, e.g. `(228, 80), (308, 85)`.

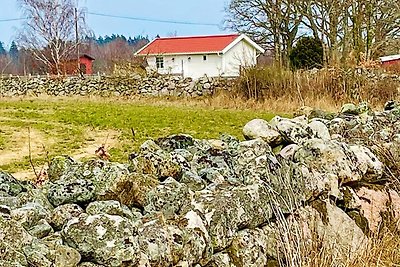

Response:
(289, 37), (324, 70)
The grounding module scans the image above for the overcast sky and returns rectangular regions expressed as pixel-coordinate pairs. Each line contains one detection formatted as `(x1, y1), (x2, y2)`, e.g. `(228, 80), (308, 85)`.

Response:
(0, 0), (229, 48)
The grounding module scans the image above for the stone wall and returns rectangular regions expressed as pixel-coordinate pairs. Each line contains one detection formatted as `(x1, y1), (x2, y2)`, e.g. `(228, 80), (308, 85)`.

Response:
(0, 74), (233, 97)
(2, 102), (400, 266)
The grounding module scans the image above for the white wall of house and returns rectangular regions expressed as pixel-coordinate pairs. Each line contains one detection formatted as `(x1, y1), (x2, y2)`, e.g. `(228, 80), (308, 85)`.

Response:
(223, 40), (257, 77)
(147, 54), (223, 79)
(146, 39), (259, 79)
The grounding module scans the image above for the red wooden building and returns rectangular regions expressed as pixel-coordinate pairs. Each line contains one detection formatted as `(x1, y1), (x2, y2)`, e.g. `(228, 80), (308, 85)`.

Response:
(61, 54), (95, 75)
(380, 54), (400, 67)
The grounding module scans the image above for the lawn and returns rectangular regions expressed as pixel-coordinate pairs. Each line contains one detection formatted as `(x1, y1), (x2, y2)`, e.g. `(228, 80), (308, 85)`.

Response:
(0, 97), (278, 178)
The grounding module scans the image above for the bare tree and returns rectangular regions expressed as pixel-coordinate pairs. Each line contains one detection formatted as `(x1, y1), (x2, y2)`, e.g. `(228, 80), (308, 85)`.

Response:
(18, 0), (89, 74)
(225, 0), (400, 66)
(225, 0), (303, 66)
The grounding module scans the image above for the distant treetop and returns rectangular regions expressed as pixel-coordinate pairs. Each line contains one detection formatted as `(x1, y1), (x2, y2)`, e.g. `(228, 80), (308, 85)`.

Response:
(89, 34), (149, 46)
(0, 41), (6, 56)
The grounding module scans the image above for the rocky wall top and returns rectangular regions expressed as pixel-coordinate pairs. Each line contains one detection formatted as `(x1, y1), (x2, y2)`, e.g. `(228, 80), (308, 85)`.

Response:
(0, 75), (233, 98)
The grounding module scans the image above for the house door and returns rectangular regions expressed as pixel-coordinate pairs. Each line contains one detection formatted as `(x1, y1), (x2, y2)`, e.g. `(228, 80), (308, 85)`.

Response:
(182, 58), (191, 78)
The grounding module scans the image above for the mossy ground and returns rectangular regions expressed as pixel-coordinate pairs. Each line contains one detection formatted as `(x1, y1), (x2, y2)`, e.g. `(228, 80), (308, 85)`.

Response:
(0, 97), (278, 176)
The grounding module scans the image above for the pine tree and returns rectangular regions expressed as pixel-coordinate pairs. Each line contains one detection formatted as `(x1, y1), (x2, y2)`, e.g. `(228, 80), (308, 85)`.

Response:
(9, 41), (19, 60)
(0, 41), (6, 55)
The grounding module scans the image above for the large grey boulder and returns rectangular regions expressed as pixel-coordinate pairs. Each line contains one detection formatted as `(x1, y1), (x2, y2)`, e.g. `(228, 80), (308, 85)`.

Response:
(62, 213), (140, 266)
(297, 201), (367, 263)
(243, 119), (282, 146)
(294, 139), (361, 183)
(270, 116), (314, 145)
(47, 178), (96, 207)
(137, 219), (208, 267)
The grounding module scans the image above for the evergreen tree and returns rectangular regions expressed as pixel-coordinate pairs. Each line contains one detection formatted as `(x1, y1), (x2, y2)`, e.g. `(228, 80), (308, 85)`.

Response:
(97, 36), (104, 45)
(289, 37), (324, 70)
(9, 41), (19, 60)
(0, 41), (6, 55)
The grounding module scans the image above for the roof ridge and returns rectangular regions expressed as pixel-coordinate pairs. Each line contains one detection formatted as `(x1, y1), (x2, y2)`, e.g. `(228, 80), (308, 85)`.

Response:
(155, 33), (240, 40)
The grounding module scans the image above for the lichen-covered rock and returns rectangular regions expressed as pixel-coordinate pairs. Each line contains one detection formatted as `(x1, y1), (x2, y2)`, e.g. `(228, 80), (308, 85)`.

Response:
(308, 119), (331, 140)
(49, 204), (84, 231)
(270, 116), (314, 145)
(243, 119), (282, 146)
(0, 171), (28, 196)
(184, 183), (274, 251)
(17, 189), (54, 211)
(62, 213), (140, 266)
(28, 219), (53, 239)
(79, 263), (105, 267)
(48, 156), (79, 181)
(100, 172), (159, 208)
(226, 227), (279, 267)
(340, 103), (359, 115)
(294, 139), (360, 183)
(205, 252), (235, 267)
(86, 200), (134, 220)
(137, 219), (208, 267)
(23, 239), (81, 267)
(156, 134), (195, 152)
(10, 202), (50, 230)
(47, 178), (95, 207)
(349, 145), (383, 182)
(0, 216), (33, 266)
(0, 196), (21, 209)
(137, 140), (182, 180)
(144, 177), (191, 219)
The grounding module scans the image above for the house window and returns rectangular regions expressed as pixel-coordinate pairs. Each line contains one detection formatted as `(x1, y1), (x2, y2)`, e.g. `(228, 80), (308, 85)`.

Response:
(156, 57), (164, 69)
(203, 55), (207, 61)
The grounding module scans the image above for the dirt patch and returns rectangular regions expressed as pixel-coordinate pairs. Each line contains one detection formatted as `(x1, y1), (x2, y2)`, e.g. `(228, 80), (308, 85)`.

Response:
(71, 129), (120, 160)
(12, 170), (36, 181)
(0, 127), (55, 166)
(0, 125), (120, 179)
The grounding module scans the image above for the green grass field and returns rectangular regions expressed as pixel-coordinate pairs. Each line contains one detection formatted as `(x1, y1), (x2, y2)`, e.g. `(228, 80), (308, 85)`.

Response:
(0, 97), (278, 177)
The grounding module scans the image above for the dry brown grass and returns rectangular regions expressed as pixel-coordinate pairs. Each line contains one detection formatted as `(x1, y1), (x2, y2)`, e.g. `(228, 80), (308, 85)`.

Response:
(232, 66), (400, 112)
(350, 229), (400, 266)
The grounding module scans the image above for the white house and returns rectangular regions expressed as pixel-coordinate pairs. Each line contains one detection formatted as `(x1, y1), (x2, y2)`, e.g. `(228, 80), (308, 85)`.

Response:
(135, 34), (265, 79)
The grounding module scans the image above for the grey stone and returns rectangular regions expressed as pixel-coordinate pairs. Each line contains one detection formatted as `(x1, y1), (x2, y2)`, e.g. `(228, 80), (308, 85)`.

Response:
(47, 178), (96, 206)
(243, 119), (282, 146)
(62, 213), (140, 266)
(49, 204), (84, 231)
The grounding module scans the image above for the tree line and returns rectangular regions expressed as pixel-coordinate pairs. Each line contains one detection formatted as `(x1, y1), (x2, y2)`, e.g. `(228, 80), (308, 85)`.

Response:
(0, 35), (149, 75)
(225, 0), (400, 67)
(0, 0), (149, 75)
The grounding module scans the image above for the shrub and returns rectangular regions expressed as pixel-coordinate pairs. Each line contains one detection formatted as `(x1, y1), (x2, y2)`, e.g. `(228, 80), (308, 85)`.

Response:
(289, 37), (324, 70)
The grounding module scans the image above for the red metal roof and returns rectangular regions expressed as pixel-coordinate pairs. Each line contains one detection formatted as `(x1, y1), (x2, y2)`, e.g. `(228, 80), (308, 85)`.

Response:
(137, 34), (240, 55)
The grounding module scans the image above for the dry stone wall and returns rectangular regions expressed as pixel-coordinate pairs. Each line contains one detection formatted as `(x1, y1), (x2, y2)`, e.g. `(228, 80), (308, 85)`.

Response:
(2, 101), (400, 266)
(0, 75), (233, 98)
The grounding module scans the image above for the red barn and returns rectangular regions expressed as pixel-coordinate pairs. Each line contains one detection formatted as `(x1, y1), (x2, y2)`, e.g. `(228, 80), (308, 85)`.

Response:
(380, 54), (400, 67)
(61, 54), (95, 75)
